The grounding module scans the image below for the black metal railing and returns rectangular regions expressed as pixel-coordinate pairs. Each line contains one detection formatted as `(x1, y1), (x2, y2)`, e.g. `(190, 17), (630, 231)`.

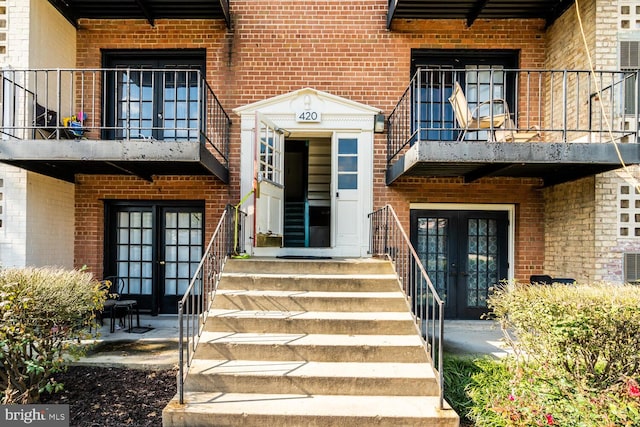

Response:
(388, 68), (640, 166)
(0, 68), (230, 168)
(369, 204), (446, 409)
(177, 204), (246, 404)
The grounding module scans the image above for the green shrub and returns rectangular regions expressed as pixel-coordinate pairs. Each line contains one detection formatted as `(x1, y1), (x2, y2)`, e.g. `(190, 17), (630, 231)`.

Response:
(466, 282), (640, 427)
(490, 282), (640, 388)
(443, 354), (489, 424)
(0, 267), (105, 403)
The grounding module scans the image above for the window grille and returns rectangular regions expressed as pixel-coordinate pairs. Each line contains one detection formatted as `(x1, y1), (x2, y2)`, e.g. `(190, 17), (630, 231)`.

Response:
(618, 183), (640, 237)
(619, 1), (640, 31)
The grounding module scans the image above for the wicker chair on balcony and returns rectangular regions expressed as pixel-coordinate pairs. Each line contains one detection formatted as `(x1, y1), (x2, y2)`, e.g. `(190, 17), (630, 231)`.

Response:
(448, 81), (539, 142)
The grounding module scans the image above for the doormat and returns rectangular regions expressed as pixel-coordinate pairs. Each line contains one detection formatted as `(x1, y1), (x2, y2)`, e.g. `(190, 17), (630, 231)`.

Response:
(276, 255), (333, 260)
(127, 326), (154, 334)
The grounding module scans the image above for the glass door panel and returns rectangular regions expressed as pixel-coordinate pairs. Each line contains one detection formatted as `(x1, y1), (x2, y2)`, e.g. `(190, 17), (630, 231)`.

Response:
(116, 69), (154, 140)
(106, 203), (204, 314)
(114, 208), (154, 308)
(466, 218), (500, 309)
(411, 209), (508, 319)
(104, 52), (205, 141)
(162, 70), (199, 140)
(161, 209), (203, 313)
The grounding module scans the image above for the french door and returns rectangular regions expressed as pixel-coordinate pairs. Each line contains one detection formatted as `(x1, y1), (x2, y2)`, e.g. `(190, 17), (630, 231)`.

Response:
(105, 202), (204, 314)
(103, 51), (205, 141)
(411, 50), (518, 141)
(410, 210), (508, 319)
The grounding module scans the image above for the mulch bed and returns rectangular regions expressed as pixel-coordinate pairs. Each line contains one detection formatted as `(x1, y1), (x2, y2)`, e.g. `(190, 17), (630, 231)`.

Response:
(40, 366), (177, 427)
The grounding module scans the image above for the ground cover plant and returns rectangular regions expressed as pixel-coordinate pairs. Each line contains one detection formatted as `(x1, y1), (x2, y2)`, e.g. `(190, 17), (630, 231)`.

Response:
(443, 354), (485, 426)
(465, 282), (640, 426)
(0, 267), (105, 403)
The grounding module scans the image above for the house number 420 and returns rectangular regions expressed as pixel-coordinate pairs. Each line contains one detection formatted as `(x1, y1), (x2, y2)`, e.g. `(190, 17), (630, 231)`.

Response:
(297, 111), (321, 122)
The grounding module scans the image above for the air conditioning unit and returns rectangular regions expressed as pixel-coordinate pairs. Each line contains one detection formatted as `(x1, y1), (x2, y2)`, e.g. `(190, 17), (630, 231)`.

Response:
(621, 41), (640, 69)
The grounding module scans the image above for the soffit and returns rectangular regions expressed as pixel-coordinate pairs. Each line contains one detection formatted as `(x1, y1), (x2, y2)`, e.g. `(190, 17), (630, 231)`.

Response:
(388, 0), (576, 28)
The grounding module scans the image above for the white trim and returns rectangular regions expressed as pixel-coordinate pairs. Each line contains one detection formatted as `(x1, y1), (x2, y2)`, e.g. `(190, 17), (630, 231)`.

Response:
(238, 88), (377, 258)
(409, 202), (515, 281)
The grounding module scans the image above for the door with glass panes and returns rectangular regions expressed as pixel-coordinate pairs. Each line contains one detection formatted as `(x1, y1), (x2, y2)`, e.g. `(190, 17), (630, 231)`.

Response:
(410, 210), (508, 319)
(103, 51), (204, 141)
(105, 202), (204, 314)
(412, 50), (517, 141)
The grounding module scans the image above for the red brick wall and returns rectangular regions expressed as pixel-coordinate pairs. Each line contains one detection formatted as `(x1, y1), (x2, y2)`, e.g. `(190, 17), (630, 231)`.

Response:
(75, 0), (547, 279)
(74, 175), (228, 277)
(386, 177), (545, 282)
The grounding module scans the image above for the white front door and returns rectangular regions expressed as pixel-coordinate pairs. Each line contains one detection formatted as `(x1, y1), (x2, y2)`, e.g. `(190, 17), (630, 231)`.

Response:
(332, 132), (371, 256)
(254, 114), (285, 245)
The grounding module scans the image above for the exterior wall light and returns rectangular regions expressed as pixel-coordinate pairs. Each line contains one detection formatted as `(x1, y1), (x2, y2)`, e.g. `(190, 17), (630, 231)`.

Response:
(374, 113), (385, 133)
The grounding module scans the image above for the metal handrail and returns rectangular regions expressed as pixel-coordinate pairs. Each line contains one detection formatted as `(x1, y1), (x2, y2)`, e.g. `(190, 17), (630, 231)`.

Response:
(177, 204), (246, 404)
(388, 68), (640, 166)
(369, 204), (446, 410)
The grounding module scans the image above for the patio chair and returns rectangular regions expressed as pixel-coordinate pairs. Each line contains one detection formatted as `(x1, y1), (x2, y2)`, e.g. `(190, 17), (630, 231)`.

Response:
(494, 116), (541, 143)
(34, 103), (86, 139)
(448, 81), (540, 142)
(98, 277), (132, 333)
(448, 81), (510, 141)
(34, 103), (59, 139)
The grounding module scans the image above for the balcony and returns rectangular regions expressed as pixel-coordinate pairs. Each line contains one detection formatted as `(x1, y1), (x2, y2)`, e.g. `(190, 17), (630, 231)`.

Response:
(387, 0), (575, 28)
(48, 0), (231, 28)
(387, 68), (640, 186)
(0, 69), (230, 183)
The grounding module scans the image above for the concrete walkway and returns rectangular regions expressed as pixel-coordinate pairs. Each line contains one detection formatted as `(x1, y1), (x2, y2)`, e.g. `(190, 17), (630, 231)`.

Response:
(76, 315), (180, 369)
(74, 316), (512, 369)
(443, 320), (513, 358)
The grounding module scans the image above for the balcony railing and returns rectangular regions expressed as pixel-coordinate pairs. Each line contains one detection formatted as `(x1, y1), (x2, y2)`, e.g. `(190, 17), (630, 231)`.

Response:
(388, 68), (640, 166)
(0, 68), (230, 168)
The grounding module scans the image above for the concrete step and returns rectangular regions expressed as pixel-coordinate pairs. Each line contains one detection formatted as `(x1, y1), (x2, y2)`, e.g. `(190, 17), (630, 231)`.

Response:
(195, 331), (428, 363)
(215, 289), (409, 312)
(184, 359), (439, 396)
(163, 392), (459, 427)
(205, 309), (417, 335)
(218, 272), (400, 292)
(223, 257), (395, 275)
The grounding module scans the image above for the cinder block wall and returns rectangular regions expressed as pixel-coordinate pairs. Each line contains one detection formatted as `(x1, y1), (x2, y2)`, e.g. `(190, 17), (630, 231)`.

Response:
(544, 0), (640, 284)
(592, 0), (640, 284)
(75, 0), (548, 280)
(0, 166), (27, 267)
(594, 167), (640, 283)
(542, 0), (597, 281)
(543, 177), (596, 282)
(26, 173), (74, 268)
(0, 0), (76, 269)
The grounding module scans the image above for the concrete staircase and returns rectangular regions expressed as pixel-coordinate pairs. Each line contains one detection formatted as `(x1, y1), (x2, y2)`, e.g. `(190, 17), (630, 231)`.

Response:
(163, 258), (459, 427)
